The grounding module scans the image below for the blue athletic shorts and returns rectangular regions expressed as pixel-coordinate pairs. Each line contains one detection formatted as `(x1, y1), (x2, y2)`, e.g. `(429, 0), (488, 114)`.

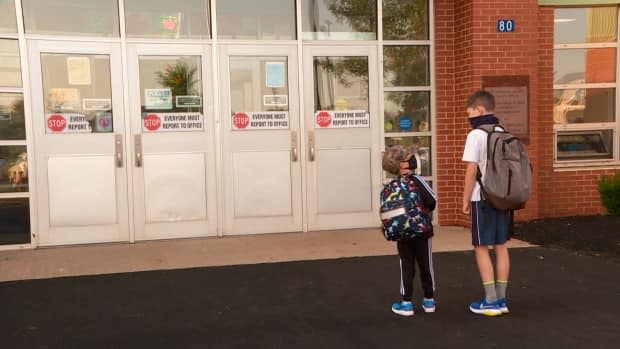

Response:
(470, 200), (513, 246)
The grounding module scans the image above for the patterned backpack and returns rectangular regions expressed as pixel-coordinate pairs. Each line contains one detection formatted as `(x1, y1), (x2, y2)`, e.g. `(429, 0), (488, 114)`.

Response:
(380, 174), (434, 241)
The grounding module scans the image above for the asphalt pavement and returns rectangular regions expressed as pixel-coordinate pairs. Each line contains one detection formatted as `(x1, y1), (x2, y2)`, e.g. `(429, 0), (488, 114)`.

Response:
(1, 247), (618, 348)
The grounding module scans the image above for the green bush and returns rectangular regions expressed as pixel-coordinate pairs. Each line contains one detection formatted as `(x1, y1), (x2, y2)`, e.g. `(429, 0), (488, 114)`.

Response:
(598, 172), (620, 216)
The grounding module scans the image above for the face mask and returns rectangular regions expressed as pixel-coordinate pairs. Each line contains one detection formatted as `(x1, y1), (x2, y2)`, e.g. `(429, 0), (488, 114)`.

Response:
(407, 156), (417, 171)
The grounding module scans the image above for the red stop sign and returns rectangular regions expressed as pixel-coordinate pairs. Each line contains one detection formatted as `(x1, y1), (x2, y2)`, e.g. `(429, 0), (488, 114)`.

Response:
(144, 114), (161, 131)
(316, 111), (332, 128)
(47, 114), (67, 132)
(233, 112), (250, 129)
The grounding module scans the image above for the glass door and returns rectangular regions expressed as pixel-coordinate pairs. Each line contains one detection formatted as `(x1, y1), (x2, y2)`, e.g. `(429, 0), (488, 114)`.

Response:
(127, 44), (217, 240)
(218, 45), (302, 235)
(28, 40), (129, 245)
(302, 45), (381, 230)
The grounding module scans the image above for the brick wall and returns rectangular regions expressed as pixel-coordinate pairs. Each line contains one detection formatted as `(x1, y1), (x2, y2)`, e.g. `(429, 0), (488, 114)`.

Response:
(435, 1), (615, 226)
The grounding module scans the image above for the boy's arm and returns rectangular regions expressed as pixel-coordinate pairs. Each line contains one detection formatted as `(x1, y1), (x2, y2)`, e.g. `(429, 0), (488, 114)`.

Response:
(462, 162), (478, 215)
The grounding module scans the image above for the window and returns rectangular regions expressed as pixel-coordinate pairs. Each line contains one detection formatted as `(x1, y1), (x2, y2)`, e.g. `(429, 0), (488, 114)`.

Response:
(22, 0), (120, 37)
(217, 0), (295, 40)
(124, 0), (210, 39)
(382, 1), (432, 180)
(554, 7), (619, 164)
(0, 0), (17, 34)
(0, 36), (30, 244)
(301, 0), (377, 40)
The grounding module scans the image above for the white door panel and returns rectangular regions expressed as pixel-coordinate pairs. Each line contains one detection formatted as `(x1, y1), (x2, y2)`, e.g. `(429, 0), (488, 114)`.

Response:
(219, 45), (302, 235)
(127, 44), (217, 241)
(29, 40), (130, 246)
(303, 46), (381, 230)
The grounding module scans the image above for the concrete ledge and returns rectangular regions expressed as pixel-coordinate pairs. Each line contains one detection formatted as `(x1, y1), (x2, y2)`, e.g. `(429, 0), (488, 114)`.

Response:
(0, 226), (534, 282)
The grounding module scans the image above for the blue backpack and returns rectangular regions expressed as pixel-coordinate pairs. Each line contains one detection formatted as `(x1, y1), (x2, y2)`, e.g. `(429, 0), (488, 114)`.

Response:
(380, 174), (435, 241)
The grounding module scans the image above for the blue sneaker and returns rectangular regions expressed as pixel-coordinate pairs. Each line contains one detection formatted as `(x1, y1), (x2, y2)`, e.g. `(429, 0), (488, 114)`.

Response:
(497, 298), (509, 314)
(391, 301), (414, 316)
(469, 298), (502, 316)
(422, 298), (436, 313)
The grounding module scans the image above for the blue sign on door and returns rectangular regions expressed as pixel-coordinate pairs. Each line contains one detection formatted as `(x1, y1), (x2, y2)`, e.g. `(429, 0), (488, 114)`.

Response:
(497, 19), (515, 32)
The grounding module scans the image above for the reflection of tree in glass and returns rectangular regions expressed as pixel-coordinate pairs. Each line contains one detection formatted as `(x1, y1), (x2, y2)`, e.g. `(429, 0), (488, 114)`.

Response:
(0, 97), (25, 140)
(155, 62), (198, 97)
(327, 0), (376, 34)
(382, 0), (428, 40)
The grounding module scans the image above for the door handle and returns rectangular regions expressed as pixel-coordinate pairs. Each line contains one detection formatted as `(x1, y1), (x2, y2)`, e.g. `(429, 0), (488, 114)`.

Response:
(291, 131), (298, 162)
(134, 134), (142, 167)
(308, 131), (315, 162)
(114, 134), (123, 168)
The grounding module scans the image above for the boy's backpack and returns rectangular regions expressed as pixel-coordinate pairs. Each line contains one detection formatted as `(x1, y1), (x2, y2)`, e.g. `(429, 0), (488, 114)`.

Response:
(476, 124), (532, 210)
(379, 174), (434, 241)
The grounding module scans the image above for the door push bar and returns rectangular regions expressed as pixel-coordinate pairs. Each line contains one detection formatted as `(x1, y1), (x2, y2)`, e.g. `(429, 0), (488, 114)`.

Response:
(291, 131), (298, 162)
(114, 134), (123, 168)
(134, 134), (142, 167)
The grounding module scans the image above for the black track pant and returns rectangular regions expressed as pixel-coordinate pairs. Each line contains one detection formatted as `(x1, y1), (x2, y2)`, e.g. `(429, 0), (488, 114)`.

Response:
(397, 238), (435, 301)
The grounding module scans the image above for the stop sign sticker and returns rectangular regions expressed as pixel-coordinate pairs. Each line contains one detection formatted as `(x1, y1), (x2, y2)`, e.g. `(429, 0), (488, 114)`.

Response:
(233, 112), (250, 129)
(47, 114), (67, 132)
(144, 114), (161, 131)
(316, 111), (332, 128)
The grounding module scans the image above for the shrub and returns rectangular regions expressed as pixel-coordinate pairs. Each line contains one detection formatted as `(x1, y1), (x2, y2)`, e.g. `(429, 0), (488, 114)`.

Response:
(598, 172), (620, 216)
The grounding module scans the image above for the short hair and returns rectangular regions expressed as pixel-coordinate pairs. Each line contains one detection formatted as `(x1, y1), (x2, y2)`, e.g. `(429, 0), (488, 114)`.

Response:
(467, 90), (495, 111)
(382, 145), (413, 175)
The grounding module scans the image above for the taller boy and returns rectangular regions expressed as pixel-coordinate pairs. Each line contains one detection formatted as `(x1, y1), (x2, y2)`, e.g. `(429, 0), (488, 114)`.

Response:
(462, 90), (511, 317)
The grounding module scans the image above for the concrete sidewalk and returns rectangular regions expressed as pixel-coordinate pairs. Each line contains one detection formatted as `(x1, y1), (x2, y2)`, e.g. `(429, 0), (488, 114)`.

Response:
(0, 226), (533, 282)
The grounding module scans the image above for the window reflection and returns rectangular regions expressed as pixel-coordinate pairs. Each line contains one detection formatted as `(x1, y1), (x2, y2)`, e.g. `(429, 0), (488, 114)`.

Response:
(383, 0), (429, 40)
(302, 0), (377, 40)
(124, 0), (210, 39)
(384, 46), (429, 86)
(229, 57), (289, 113)
(217, 0), (295, 40)
(0, 40), (22, 88)
(0, 146), (28, 193)
(41, 54), (114, 133)
(385, 136), (432, 176)
(557, 130), (613, 161)
(140, 56), (204, 132)
(554, 49), (616, 85)
(554, 7), (617, 44)
(313, 57), (368, 111)
(553, 88), (615, 124)
(0, 93), (26, 140)
(0, 198), (30, 245)
(384, 91), (430, 132)
(0, 0), (17, 34)
(23, 0), (120, 37)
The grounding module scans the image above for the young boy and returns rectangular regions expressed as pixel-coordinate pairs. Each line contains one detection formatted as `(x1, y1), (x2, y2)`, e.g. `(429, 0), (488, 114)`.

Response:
(382, 145), (436, 317)
(462, 90), (512, 316)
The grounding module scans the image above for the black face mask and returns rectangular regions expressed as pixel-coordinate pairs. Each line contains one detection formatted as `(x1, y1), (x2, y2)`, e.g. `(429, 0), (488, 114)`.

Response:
(407, 156), (417, 171)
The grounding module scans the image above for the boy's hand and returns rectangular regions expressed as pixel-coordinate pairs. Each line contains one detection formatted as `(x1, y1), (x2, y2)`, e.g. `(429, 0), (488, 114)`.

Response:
(462, 200), (471, 215)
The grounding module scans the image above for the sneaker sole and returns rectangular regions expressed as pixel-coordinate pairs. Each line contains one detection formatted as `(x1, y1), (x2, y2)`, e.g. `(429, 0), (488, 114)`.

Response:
(500, 307), (509, 314)
(423, 307), (435, 313)
(469, 306), (502, 316)
(392, 308), (414, 316)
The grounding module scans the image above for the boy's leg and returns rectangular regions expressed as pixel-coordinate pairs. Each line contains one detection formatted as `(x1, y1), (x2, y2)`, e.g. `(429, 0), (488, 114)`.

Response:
(413, 237), (435, 299)
(474, 246), (497, 302)
(397, 241), (416, 301)
(493, 208), (512, 304)
(471, 201), (499, 306)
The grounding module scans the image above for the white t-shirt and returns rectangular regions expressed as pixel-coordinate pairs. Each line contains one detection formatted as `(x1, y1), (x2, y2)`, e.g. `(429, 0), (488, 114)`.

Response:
(461, 127), (501, 202)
